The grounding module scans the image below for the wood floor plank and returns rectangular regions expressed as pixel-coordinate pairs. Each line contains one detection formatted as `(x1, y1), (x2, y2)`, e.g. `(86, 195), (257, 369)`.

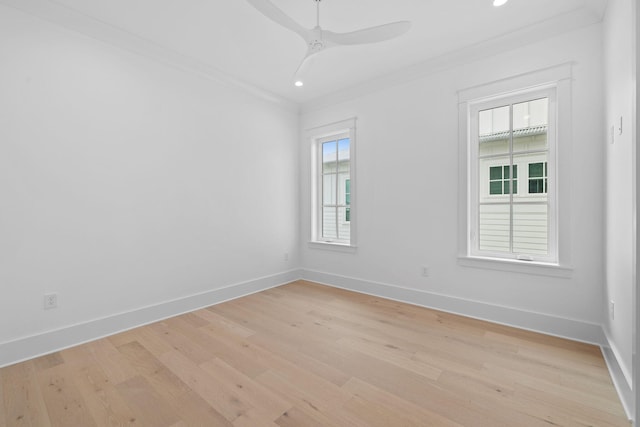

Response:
(194, 308), (256, 338)
(199, 358), (292, 421)
(341, 377), (463, 427)
(115, 341), (191, 399)
(2, 361), (51, 427)
(194, 323), (272, 378)
(81, 338), (139, 385)
(232, 408), (281, 427)
(158, 350), (252, 422)
(114, 376), (179, 427)
(244, 332), (352, 386)
(115, 340), (233, 426)
(106, 329), (140, 348)
(38, 363), (97, 427)
(59, 346), (138, 427)
(0, 280), (630, 426)
(32, 353), (64, 372)
(274, 407), (330, 427)
(0, 369), (6, 427)
(342, 395), (438, 427)
(148, 320), (214, 365)
(255, 370), (362, 427)
(117, 324), (175, 357)
(336, 336), (443, 380)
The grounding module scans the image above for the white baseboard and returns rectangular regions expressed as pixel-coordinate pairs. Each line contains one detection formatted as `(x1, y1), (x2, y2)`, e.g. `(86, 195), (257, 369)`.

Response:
(602, 340), (635, 422)
(0, 269), (302, 368)
(301, 269), (607, 346)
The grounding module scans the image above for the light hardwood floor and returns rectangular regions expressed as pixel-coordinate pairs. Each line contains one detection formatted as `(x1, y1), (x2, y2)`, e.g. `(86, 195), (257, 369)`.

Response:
(0, 280), (630, 426)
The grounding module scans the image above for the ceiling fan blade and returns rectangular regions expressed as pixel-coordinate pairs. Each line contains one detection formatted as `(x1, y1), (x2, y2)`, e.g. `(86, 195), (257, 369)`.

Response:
(293, 52), (318, 85)
(245, 0), (309, 40)
(323, 21), (411, 45)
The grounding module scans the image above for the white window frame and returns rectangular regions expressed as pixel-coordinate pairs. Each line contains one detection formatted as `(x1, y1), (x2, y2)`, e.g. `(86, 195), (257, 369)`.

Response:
(469, 87), (557, 263)
(308, 118), (357, 251)
(458, 64), (573, 277)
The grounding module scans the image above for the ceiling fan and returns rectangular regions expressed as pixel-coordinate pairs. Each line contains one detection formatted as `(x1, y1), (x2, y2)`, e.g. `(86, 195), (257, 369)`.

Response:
(245, 0), (411, 86)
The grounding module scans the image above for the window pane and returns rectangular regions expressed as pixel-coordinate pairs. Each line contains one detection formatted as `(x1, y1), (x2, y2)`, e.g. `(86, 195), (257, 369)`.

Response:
(337, 173), (349, 205)
(503, 180), (518, 195)
(514, 98), (549, 129)
(323, 174), (336, 205)
(513, 204), (548, 255)
(479, 203), (511, 252)
(490, 166), (503, 180)
(345, 179), (351, 205)
(513, 98), (548, 153)
(489, 182), (503, 195)
(338, 138), (350, 159)
(481, 157), (510, 199)
(338, 138), (350, 173)
(512, 101), (529, 131)
(322, 141), (337, 173)
(478, 109), (493, 136)
(528, 98), (549, 127)
(492, 106), (510, 134)
(479, 106), (510, 156)
(337, 207), (350, 239)
(503, 180), (518, 194)
(529, 179), (545, 194)
(529, 162), (544, 177)
(322, 207), (337, 239)
(513, 154), (548, 199)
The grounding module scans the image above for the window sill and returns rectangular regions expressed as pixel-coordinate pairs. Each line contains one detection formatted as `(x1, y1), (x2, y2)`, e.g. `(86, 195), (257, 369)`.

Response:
(457, 256), (572, 278)
(308, 241), (357, 253)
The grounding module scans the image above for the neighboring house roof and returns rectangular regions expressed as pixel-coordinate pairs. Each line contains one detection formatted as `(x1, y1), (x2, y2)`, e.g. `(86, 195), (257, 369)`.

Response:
(479, 125), (548, 143)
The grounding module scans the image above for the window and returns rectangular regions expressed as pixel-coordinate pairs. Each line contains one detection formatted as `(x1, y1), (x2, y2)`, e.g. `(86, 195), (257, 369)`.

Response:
(528, 162), (547, 194)
(308, 118), (356, 248)
(489, 165), (518, 195)
(458, 65), (572, 275)
(469, 89), (557, 263)
(321, 136), (350, 239)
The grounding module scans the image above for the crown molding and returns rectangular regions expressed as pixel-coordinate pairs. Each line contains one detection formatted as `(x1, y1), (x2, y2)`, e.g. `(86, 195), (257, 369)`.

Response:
(0, 0), (606, 115)
(300, 5), (604, 113)
(0, 0), (299, 113)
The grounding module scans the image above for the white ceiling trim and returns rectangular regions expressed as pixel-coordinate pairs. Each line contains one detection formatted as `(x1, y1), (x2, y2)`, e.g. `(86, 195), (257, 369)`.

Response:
(300, 5), (603, 113)
(2, 0), (606, 113)
(0, 0), (299, 112)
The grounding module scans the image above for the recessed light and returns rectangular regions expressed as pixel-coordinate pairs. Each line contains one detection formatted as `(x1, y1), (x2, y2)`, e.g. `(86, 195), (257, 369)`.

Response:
(294, 81), (304, 87)
(493, 0), (508, 6)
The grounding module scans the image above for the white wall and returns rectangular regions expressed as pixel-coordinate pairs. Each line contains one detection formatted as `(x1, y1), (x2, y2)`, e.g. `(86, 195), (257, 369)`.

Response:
(603, 0), (637, 402)
(300, 25), (606, 340)
(0, 5), (299, 348)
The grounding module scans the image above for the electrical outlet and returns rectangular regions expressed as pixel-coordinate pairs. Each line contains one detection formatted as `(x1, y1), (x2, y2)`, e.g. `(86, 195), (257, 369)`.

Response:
(44, 293), (57, 310)
(284, 252), (289, 262)
(422, 266), (430, 277)
(609, 300), (615, 320)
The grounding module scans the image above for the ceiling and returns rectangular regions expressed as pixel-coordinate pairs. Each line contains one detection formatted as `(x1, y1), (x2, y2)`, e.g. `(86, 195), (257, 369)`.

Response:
(5, 0), (608, 105)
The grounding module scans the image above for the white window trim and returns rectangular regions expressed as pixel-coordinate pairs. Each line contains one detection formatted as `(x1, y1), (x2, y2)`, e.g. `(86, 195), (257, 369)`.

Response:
(307, 117), (357, 250)
(469, 87), (558, 263)
(457, 63), (573, 277)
